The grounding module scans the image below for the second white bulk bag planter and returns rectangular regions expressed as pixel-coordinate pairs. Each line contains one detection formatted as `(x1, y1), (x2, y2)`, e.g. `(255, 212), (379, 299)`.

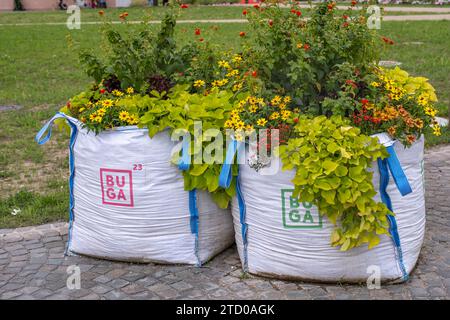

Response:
(36, 113), (234, 265)
(219, 135), (425, 283)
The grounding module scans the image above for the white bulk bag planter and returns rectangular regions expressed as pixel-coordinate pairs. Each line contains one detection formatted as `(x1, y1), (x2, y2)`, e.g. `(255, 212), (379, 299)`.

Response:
(220, 135), (425, 283)
(36, 113), (234, 265)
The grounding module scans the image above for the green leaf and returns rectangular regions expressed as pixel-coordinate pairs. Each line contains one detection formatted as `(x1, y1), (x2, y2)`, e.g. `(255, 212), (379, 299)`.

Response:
(322, 160), (338, 175)
(189, 163), (209, 176)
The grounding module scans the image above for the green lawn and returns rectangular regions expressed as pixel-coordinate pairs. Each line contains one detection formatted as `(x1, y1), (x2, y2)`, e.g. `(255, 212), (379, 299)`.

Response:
(0, 6), (449, 228)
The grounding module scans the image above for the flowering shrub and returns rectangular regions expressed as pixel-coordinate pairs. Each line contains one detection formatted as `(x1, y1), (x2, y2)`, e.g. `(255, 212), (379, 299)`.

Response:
(353, 67), (441, 144)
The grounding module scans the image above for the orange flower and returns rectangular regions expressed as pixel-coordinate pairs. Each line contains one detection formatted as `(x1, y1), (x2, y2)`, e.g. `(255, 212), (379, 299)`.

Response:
(387, 126), (396, 136)
(406, 135), (416, 144)
(239, 31), (246, 37)
(98, 10), (104, 16)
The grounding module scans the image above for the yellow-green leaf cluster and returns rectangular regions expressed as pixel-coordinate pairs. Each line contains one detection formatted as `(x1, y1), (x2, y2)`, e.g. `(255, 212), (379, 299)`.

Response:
(279, 115), (392, 251)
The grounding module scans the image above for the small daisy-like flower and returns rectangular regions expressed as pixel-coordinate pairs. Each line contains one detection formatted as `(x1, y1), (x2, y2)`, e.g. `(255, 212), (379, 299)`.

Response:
(284, 96), (292, 104)
(257, 118), (267, 126)
(271, 96), (282, 106)
(224, 119), (234, 129)
(112, 89), (124, 97)
(232, 55), (242, 64)
(119, 111), (130, 121)
(101, 99), (113, 108)
(249, 105), (258, 113)
(126, 87), (134, 94)
(218, 60), (230, 69)
(127, 114), (139, 125)
(194, 80), (206, 88)
(97, 108), (106, 116)
(270, 112), (280, 120)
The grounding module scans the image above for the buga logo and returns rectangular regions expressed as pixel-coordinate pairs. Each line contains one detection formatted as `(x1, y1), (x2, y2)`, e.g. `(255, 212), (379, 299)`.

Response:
(281, 189), (322, 229)
(100, 168), (134, 207)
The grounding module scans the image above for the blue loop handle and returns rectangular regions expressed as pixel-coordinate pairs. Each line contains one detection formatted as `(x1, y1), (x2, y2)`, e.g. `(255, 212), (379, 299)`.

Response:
(35, 112), (74, 145)
(178, 133), (191, 171)
(219, 139), (239, 189)
(386, 145), (412, 196)
(377, 145), (410, 281)
(36, 112), (78, 256)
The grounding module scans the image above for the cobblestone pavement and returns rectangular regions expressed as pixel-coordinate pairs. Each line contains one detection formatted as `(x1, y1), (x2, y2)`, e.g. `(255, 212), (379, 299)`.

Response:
(1, 145), (449, 300)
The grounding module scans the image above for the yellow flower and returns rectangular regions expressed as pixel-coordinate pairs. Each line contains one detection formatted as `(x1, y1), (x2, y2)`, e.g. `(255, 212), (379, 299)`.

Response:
(89, 113), (96, 121)
(97, 108), (106, 116)
(79, 107), (85, 113)
(281, 110), (291, 121)
(224, 119), (234, 129)
(234, 131), (244, 142)
(296, 42), (303, 49)
(101, 99), (113, 108)
(219, 79), (229, 86)
(249, 105), (258, 113)
(112, 89), (124, 97)
(119, 111), (130, 121)
(235, 120), (245, 130)
(232, 55), (242, 64)
(126, 87), (134, 94)
(424, 107), (437, 117)
(245, 125), (254, 134)
(257, 118), (267, 126)
(270, 112), (280, 120)
(278, 103), (286, 110)
(370, 82), (380, 87)
(247, 96), (257, 105)
(232, 83), (243, 92)
(218, 60), (230, 69)
(194, 80), (205, 88)
(271, 96), (282, 106)
(433, 125), (441, 136)
(226, 69), (239, 78)
(283, 96), (292, 104)
(86, 102), (93, 108)
(94, 115), (103, 123)
(211, 80), (220, 87)
(127, 114), (139, 125)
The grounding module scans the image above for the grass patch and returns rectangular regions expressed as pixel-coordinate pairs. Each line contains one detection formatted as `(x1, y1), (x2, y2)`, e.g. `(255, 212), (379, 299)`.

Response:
(0, 189), (68, 228)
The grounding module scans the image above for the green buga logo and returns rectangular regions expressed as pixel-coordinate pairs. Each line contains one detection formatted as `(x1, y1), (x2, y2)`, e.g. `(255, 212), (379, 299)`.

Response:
(281, 189), (322, 229)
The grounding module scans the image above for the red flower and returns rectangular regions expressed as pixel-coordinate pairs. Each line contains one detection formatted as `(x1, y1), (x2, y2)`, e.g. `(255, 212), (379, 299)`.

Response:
(199, 38), (204, 42)
(343, 15), (349, 20)
(361, 98), (369, 105)
(242, 9), (248, 15)
(364, 115), (370, 121)
(239, 31), (246, 37)
(195, 28), (201, 36)
(345, 79), (357, 89)
(268, 19), (273, 27)
(100, 89), (106, 94)
(296, 11), (302, 17)
(253, 4), (260, 9)
(251, 70), (258, 78)
(351, 0), (357, 6)
(98, 10), (104, 16)
(303, 43), (310, 51)
(290, 9), (296, 14)
(180, 4), (188, 9)
(293, 118), (299, 124)
(342, 22), (349, 28)
(67, 101), (71, 107)
(382, 36), (394, 45)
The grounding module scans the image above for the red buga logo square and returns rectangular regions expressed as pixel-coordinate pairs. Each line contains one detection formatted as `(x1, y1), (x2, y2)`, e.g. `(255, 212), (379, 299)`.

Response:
(100, 168), (134, 207)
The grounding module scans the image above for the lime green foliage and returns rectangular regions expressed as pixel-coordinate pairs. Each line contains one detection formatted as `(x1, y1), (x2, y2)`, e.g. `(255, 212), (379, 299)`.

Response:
(138, 85), (236, 208)
(279, 116), (392, 251)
